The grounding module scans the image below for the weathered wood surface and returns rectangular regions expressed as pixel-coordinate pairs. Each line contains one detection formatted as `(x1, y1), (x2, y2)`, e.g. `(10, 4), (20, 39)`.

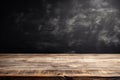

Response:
(0, 54), (120, 78)
(0, 76), (120, 80)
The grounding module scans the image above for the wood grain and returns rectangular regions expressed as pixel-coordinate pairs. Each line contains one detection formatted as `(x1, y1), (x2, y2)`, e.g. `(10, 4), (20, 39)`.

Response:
(0, 54), (120, 78)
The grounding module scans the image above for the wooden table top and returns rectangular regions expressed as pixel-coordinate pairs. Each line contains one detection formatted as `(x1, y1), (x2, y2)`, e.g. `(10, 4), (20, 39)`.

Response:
(0, 54), (120, 77)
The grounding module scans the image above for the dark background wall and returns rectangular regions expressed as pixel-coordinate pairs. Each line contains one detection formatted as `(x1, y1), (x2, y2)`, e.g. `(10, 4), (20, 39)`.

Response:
(1, 0), (120, 53)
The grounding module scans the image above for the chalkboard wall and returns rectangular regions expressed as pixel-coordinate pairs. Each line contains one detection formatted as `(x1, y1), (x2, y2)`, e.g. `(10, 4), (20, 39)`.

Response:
(1, 0), (120, 53)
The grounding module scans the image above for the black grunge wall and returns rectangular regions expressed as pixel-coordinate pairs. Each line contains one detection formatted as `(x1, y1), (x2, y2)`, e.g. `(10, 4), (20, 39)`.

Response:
(1, 0), (120, 53)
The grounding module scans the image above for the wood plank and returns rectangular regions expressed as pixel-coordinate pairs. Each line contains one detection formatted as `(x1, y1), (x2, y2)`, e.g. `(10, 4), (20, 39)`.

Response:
(0, 76), (120, 80)
(0, 54), (120, 78)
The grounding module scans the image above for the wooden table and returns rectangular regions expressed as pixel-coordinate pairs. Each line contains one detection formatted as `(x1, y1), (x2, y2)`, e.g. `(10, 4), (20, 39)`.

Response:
(0, 54), (120, 80)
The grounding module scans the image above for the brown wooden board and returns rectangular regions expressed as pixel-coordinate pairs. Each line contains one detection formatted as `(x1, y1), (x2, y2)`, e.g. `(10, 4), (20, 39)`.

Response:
(0, 76), (120, 80)
(0, 54), (120, 80)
